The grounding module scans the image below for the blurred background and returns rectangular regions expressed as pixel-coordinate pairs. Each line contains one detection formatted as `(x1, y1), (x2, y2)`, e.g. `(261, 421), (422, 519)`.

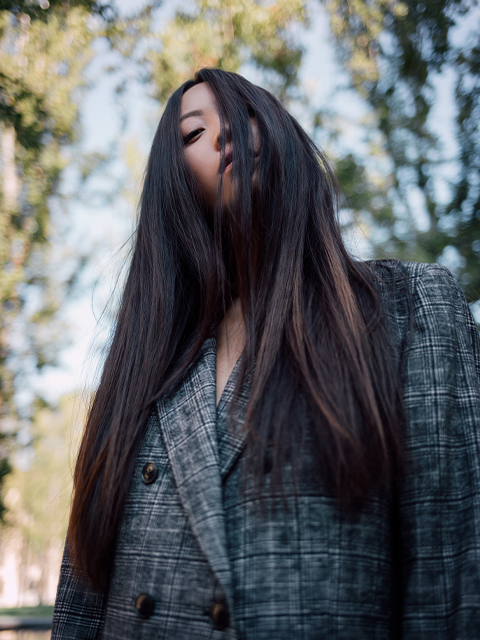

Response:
(0, 0), (479, 632)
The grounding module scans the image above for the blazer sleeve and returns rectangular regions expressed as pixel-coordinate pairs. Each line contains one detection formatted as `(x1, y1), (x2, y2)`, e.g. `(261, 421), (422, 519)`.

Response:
(398, 263), (480, 638)
(51, 540), (106, 640)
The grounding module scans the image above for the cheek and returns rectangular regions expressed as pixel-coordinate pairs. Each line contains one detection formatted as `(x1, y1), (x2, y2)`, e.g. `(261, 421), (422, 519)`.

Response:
(186, 154), (219, 205)
(197, 166), (218, 202)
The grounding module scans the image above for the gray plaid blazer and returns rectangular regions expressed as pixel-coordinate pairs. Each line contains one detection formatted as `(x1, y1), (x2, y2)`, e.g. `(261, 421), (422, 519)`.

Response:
(52, 261), (480, 639)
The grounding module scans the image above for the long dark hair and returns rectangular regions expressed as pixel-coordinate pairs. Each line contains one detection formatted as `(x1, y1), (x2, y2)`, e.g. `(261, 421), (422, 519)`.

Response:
(69, 68), (405, 589)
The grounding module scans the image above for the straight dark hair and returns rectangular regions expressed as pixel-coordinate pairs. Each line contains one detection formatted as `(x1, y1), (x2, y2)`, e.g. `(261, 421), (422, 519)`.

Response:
(69, 68), (406, 590)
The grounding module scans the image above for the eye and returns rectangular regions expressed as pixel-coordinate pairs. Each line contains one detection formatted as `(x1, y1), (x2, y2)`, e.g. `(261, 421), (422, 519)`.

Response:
(183, 128), (203, 145)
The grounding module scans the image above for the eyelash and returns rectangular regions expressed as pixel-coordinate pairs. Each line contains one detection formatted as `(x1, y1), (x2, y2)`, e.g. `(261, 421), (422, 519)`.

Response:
(183, 128), (203, 145)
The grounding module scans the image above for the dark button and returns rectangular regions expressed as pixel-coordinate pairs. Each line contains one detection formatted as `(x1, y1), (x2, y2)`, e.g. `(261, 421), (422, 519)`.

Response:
(141, 462), (158, 484)
(209, 601), (230, 630)
(135, 593), (155, 618)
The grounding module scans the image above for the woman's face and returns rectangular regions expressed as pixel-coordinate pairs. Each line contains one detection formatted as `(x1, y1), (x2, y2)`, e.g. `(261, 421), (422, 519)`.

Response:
(180, 82), (258, 211)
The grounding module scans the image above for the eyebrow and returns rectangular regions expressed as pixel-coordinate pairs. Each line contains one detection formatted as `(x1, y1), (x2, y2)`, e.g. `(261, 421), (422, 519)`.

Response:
(179, 109), (204, 123)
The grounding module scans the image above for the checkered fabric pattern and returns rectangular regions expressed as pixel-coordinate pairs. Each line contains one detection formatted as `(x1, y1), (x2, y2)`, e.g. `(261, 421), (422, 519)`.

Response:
(52, 261), (480, 639)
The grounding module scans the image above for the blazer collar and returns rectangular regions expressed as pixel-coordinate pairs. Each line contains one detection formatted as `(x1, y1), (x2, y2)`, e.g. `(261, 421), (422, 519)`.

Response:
(156, 337), (234, 595)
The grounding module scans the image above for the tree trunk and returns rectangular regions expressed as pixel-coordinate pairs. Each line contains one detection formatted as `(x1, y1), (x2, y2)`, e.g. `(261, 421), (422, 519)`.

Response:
(1, 124), (18, 212)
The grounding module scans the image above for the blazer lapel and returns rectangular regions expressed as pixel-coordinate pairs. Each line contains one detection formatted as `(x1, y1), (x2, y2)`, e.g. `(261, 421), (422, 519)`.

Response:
(156, 337), (232, 595)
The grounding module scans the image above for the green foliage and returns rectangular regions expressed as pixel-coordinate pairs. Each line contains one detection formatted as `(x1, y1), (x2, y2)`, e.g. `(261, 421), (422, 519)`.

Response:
(0, 1), (110, 522)
(0, 0), (159, 525)
(0, 6), (92, 420)
(326, 0), (408, 90)
(336, 153), (395, 224)
(325, 0), (480, 298)
(0, 1), (115, 23)
(147, 0), (309, 103)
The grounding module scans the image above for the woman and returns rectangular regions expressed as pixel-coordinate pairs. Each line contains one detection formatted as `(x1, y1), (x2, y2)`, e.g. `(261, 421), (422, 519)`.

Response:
(52, 68), (480, 639)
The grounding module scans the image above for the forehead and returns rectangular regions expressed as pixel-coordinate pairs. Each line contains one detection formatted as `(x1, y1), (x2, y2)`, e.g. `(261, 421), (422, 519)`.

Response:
(180, 82), (218, 120)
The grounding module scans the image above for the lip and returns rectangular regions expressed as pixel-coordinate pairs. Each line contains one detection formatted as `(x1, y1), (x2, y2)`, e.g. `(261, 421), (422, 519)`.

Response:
(219, 150), (258, 173)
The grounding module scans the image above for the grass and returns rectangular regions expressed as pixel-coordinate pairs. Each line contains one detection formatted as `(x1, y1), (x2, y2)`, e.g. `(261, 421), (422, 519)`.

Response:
(0, 605), (54, 617)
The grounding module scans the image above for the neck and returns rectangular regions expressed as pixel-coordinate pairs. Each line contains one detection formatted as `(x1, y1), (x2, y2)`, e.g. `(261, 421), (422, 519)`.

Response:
(215, 298), (245, 405)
